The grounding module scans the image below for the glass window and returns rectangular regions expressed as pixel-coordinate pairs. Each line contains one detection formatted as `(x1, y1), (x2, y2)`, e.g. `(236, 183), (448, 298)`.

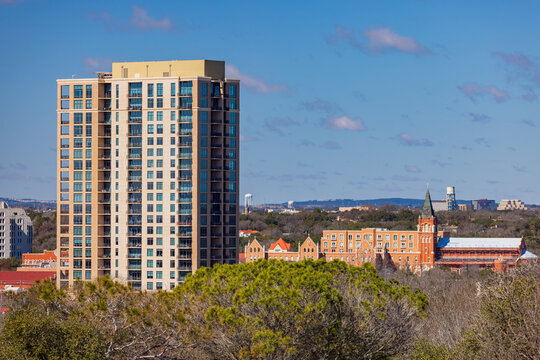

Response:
(74, 113), (83, 124)
(61, 85), (70, 98)
(157, 83), (163, 97)
(200, 83), (208, 96)
(86, 100), (92, 109)
(147, 83), (154, 97)
(229, 84), (237, 98)
(61, 113), (69, 124)
(74, 100), (83, 109)
(61, 100), (69, 109)
(171, 83), (176, 96)
(74, 85), (83, 98)
(86, 85), (92, 98)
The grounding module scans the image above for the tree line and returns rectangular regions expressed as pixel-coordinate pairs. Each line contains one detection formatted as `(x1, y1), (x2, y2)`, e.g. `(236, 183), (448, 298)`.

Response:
(0, 260), (538, 359)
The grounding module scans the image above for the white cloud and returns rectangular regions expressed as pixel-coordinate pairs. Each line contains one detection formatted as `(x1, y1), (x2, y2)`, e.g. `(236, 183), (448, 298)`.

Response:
(327, 25), (430, 55)
(398, 133), (433, 147)
(326, 116), (366, 131)
(226, 64), (288, 93)
(458, 83), (509, 103)
(364, 27), (428, 54)
(130, 5), (174, 32)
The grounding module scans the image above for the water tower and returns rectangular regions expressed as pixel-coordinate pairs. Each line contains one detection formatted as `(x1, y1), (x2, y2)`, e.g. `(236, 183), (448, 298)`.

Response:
(446, 186), (457, 211)
(244, 194), (253, 215)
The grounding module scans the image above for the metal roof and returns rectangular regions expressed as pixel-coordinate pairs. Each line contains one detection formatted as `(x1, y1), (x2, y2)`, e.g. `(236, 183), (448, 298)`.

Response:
(438, 237), (522, 249)
(520, 249), (538, 259)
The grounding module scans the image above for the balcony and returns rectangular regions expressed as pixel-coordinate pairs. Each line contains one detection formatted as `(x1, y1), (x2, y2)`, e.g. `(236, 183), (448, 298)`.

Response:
(128, 105), (142, 110)
(128, 92), (142, 98)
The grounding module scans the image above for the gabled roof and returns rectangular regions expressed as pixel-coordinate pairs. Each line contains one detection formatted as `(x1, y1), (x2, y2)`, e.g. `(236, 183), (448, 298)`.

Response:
(269, 238), (292, 251)
(301, 237), (315, 247)
(438, 237), (522, 249)
(247, 238), (263, 248)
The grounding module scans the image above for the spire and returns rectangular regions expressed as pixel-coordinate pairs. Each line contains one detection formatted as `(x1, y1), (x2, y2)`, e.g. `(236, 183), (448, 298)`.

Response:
(421, 184), (435, 219)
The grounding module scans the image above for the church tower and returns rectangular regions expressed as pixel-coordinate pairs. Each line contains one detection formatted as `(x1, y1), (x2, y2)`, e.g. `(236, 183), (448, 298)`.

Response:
(418, 185), (437, 270)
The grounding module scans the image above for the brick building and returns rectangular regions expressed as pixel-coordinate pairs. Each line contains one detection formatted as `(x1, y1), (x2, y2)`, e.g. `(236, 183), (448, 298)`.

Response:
(243, 237), (321, 263)
(322, 187), (537, 273)
(19, 250), (57, 270)
(240, 187), (537, 273)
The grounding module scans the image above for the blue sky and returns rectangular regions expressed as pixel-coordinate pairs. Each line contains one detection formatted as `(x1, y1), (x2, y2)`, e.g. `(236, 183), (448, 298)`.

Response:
(0, 0), (539, 204)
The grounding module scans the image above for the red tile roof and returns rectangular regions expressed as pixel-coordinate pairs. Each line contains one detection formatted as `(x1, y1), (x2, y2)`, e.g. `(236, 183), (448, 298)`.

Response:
(269, 238), (292, 251)
(0, 271), (56, 286)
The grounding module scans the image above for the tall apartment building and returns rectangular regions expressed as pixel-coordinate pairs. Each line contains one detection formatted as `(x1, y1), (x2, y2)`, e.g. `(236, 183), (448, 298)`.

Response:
(0, 202), (33, 259)
(57, 60), (240, 290)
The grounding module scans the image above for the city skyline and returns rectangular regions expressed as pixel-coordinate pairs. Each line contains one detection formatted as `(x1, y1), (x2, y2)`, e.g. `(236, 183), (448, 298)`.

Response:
(1, 0), (540, 203)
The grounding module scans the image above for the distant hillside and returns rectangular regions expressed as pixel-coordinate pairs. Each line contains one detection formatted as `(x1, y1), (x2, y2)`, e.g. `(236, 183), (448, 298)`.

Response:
(0, 197), (56, 209)
(261, 198), (473, 209)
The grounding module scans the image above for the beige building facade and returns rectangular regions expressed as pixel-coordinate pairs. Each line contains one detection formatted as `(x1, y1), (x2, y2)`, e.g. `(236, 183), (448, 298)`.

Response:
(0, 202), (33, 259)
(57, 60), (239, 290)
(497, 199), (527, 211)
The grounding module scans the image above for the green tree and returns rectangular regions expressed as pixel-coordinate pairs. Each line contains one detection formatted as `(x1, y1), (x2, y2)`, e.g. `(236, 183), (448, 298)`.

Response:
(178, 259), (427, 359)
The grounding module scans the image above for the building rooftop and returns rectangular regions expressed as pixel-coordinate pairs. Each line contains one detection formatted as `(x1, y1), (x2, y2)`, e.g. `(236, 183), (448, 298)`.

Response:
(111, 59), (226, 80)
(520, 249), (538, 259)
(268, 238), (292, 251)
(0, 270), (56, 284)
(438, 237), (522, 249)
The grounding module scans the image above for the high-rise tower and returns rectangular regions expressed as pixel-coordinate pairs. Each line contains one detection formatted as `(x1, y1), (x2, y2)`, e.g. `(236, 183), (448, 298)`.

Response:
(57, 60), (240, 290)
(446, 186), (457, 211)
(417, 185), (437, 270)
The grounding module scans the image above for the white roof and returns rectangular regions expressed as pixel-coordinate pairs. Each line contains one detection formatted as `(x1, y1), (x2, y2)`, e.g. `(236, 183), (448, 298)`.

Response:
(438, 237), (522, 249)
(520, 249), (538, 259)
